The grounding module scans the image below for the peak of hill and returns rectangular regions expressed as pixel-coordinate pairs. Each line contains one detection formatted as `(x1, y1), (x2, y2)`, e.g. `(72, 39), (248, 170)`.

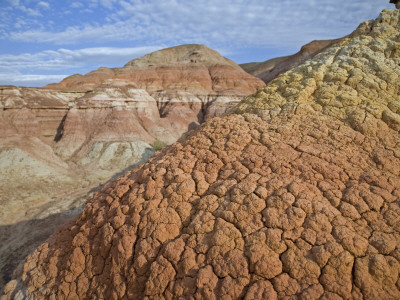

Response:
(45, 44), (258, 94)
(2, 9), (400, 300)
(124, 44), (240, 69)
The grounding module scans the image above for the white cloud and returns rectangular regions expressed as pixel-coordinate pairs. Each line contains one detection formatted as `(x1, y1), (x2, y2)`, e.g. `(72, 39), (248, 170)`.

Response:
(6, 0), (392, 49)
(81, 8), (93, 13)
(0, 46), (164, 86)
(70, 2), (83, 8)
(38, 1), (50, 9)
(99, 0), (117, 9)
(4, 0), (43, 16)
(6, 0), (20, 6)
(0, 74), (68, 86)
(0, 46), (164, 71)
(83, 0), (117, 9)
(18, 5), (42, 17)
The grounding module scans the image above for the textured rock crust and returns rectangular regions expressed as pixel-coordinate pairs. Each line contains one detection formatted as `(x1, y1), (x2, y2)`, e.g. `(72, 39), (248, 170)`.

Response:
(2, 10), (400, 299)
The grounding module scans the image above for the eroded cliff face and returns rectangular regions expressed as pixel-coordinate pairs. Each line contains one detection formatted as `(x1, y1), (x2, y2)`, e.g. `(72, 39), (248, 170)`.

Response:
(42, 45), (265, 166)
(2, 9), (399, 300)
(0, 45), (264, 289)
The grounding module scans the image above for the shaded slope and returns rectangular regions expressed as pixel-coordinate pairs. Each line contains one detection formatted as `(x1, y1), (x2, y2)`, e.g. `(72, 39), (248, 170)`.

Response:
(2, 9), (400, 300)
(240, 55), (290, 76)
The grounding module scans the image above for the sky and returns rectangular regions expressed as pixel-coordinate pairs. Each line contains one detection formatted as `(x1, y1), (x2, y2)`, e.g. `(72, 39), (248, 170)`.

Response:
(0, 0), (394, 87)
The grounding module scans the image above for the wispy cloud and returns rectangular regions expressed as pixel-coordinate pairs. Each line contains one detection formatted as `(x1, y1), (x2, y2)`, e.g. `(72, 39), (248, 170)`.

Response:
(4, 0), (42, 16)
(5, 0), (393, 49)
(37, 1), (50, 9)
(99, 0), (117, 9)
(0, 46), (164, 86)
(6, 0), (20, 6)
(0, 46), (164, 72)
(20, 6), (41, 17)
(70, 2), (83, 9)
(0, 73), (68, 86)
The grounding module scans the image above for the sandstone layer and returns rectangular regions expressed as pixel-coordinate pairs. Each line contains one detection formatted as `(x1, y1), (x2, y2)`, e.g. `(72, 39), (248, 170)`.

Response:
(2, 9), (399, 300)
(0, 46), (264, 289)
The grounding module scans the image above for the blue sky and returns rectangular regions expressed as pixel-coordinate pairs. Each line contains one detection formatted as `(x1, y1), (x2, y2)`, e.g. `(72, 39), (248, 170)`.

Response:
(0, 0), (393, 87)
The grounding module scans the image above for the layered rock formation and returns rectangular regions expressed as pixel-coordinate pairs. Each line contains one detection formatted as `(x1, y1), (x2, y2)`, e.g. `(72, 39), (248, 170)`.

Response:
(0, 46), (264, 289)
(0, 86), (82, 221)
(2, 9), (399, 300)
(47, 44), (264, 124)
(47, 44), (265, 168)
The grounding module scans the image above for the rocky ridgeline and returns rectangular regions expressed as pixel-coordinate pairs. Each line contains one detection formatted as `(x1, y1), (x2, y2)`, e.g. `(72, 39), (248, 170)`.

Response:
(239, 8), (399, 85)
(0, 45), (264, 289)
(2, 9), (399, 300)
(240, 38), (345, 84)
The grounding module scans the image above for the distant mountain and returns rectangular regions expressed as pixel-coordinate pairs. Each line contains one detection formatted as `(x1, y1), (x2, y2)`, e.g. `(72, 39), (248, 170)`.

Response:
(46, 44), (261, 95)
(240, 38), (345, 83)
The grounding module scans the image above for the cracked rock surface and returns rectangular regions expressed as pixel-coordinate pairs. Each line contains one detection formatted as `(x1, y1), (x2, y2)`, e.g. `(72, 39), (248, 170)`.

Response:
(2, 9), (400, 300)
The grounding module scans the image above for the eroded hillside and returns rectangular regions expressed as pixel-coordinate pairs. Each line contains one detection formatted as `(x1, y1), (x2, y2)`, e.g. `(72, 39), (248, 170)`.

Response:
(0, 45), (264, 289)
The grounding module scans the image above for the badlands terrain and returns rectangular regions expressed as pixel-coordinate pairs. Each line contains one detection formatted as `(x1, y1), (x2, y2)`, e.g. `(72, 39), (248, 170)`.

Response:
(0, 45), (264, 288)
(2, 8), (400, 300)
